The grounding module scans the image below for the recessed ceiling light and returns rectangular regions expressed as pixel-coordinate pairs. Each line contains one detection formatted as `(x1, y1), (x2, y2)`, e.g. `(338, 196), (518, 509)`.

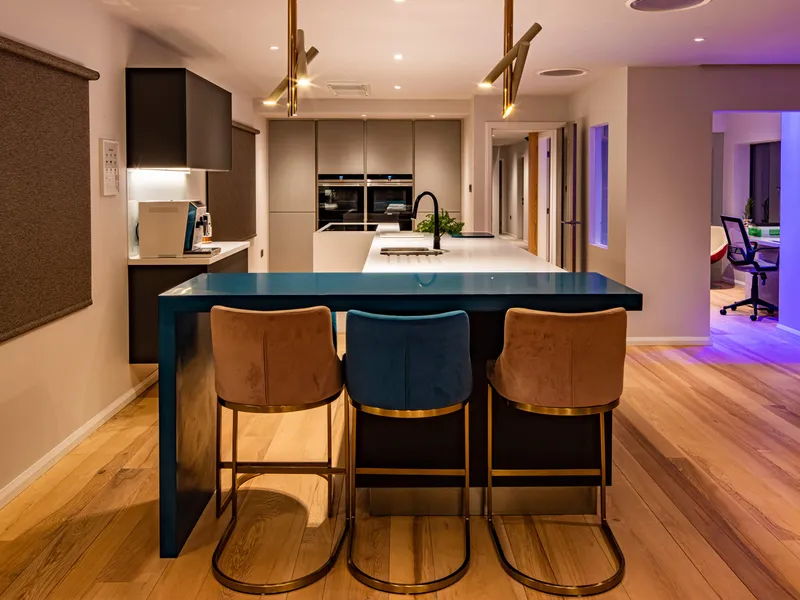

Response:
(394, 54), (403, 61)
(394, 85), (401, 90)
(269, 46), (279, 51)
(694, 37), (706, 42)
(430, 114), (435, 118)
(361, 114), (367, 117)
(627, 0), (712, 12)
(393, 0), (406, 3)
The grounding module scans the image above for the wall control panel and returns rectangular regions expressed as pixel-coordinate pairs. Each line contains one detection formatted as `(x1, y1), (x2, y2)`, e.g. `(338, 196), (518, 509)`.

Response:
(101, 139), (120, 196)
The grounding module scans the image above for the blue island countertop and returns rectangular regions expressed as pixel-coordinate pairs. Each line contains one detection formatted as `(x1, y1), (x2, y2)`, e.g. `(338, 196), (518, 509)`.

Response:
(160, 272), (643, 313)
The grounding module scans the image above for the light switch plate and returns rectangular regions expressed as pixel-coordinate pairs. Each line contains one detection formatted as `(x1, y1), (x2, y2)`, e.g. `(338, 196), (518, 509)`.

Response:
(101, 139), (120, 196)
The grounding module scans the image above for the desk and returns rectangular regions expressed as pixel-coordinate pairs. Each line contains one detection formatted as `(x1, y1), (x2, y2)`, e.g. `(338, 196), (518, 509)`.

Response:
(749, 236), (780, 306)
(157, 272), (642, 557)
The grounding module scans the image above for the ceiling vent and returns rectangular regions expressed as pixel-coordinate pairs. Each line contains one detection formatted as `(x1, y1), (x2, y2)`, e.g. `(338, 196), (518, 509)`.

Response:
(626, 0), (712, 12)
(326, 82), (371, 97)
(538, 68), (588, 78)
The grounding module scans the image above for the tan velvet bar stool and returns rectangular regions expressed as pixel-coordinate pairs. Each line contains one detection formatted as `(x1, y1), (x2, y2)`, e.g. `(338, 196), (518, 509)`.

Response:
(209, 306), (349, 595)
(486, 307), (627, 597)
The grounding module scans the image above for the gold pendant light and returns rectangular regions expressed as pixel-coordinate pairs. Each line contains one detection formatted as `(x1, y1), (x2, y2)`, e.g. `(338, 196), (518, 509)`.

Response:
(263, 0), (318, 116)
(480, 0), (541, 118)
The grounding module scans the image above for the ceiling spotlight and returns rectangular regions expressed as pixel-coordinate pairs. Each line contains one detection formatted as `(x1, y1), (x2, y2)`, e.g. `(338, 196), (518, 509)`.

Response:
(263, 99), (278, 106)
(393, 0), (406, 3)
(694, 37), (706, 42)
(430, 114), (435, 118)
(264, 44), (319, 110)
(479, 82), (493, 89)
(394, 54), (403, 60)
(269, 46), (279, 50)
(394, 85), (402, 89)
(361, 114), (367, 117)
(503, 104), (515, 118)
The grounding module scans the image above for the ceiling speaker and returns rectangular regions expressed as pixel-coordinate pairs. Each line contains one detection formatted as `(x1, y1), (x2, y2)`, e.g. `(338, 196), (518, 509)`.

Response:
(538, 68), (588, 78)
(627, 0), (712, 12)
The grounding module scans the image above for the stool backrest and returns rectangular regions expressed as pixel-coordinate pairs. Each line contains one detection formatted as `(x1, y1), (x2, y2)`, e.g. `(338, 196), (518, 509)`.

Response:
(493, 308), (627, 409)
(210, 306), (342, 408)
(345, 310), (472, 412)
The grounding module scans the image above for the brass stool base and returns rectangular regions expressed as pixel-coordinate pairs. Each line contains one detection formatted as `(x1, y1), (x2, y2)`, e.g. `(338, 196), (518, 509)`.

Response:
(212, 500), (349, 595)
(488, 517), (625, 597)
(347, 519), (470, 595)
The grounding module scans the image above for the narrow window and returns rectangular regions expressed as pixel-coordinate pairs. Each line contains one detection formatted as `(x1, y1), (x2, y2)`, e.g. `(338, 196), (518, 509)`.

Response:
(589, 124), (609, 248)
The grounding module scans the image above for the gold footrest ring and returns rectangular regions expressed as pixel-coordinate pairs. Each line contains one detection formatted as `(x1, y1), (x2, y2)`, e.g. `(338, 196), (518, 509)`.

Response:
(347, 517), (470, 595)
(488, 517), (625, 597)
(212, 511), (350, 595)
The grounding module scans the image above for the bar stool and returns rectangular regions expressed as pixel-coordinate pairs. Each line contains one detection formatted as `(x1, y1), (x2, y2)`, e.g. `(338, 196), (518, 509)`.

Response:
(344, 310), (472, 594)
(486, 308), (627, 597)
(209, 306), (349, 595)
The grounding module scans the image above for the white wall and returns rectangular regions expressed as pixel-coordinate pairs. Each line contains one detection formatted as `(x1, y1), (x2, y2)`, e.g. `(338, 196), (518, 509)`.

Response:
(625, 66), (800, 342)
(0, 0), (153, 495)
(0, 0), (266, 500)
(497, 141), (528, 239)
(780, 113), (800, 335)
(569, 69), (628, 284)
(471, 94), (571, 231)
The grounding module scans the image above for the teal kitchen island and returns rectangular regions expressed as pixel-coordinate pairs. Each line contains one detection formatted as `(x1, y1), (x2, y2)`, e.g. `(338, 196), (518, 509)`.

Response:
(158, 270), (642, 557)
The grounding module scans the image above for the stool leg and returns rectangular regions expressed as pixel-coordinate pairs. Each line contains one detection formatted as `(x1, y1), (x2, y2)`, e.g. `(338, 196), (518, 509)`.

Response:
(464, 402), (470, 519)
(600, 412), (607, 521)
(327, 402), (334, 519)
(231, 410), (238, 520)
(215, 403), (222, 517)
(344, 392), (351, 522)
(487, 385), (493, 518)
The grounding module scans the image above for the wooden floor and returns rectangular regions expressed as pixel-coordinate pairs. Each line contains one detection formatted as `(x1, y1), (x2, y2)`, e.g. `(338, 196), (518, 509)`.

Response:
(1, 287), (800, 599)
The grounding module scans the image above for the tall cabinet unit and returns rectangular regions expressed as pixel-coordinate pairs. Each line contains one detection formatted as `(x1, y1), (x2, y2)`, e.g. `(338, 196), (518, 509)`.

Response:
(317, 121), (364, 174)
(366, 120), (413, 174)
(269, 120), (316, 272)
(413, 120), (462, 221)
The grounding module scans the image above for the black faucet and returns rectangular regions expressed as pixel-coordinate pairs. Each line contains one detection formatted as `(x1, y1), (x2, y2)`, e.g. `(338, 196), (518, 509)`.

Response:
(411, 191), (441, 250)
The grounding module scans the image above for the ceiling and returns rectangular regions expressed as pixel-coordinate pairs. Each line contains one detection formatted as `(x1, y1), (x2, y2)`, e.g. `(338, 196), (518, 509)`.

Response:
(98, 0), (800, 101)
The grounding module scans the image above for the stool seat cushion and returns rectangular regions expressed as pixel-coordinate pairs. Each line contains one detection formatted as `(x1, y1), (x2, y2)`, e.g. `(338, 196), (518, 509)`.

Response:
(211, 306), (342, 408)
(344, 310), (471, 412)
(488, 308), (626, 409)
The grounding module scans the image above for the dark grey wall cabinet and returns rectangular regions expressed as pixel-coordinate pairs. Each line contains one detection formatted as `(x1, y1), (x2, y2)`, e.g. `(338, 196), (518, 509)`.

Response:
(207, 122), (259, 241)
(126, 68), (232, 170)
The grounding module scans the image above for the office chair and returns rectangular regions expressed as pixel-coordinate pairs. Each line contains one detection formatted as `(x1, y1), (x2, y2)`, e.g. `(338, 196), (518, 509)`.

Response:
(719, 216), (779, 322)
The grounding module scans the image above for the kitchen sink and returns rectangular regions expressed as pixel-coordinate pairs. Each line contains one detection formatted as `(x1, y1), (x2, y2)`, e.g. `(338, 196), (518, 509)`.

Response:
(380, 247), (447, 256)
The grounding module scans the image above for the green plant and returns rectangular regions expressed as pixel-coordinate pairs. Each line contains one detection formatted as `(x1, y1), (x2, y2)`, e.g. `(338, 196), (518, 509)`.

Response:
(415, 210), (465, 235)
(743, 197), (755, 220)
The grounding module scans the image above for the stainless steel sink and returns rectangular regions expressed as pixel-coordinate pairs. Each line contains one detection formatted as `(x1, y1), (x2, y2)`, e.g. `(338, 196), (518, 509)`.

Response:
(380, 247), (447, 256)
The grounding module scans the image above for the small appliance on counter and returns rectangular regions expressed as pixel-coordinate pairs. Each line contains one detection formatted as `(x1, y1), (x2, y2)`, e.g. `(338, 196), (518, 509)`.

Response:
(137, 200), (215, 258)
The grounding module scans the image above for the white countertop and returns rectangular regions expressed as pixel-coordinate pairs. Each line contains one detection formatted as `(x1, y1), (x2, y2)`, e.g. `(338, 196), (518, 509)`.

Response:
(362, 233), (564, 273)
(128, 241), (250, 266)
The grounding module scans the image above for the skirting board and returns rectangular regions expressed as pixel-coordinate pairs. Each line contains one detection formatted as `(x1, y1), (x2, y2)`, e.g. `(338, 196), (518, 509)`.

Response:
(626, 336), (712, 346)
(778, 324), (800, 338)
(0, 368), (159, 510)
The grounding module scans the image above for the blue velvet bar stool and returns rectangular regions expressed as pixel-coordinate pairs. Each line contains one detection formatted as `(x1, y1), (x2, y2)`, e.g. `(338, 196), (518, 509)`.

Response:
(344, 310), (472, 594)
(209, 306), (349, 595)
(486, 308), (627, 597)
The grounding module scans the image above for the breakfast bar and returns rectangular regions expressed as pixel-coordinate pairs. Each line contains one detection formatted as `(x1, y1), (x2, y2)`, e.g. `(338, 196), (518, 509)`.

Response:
(158, 270), (642, 557)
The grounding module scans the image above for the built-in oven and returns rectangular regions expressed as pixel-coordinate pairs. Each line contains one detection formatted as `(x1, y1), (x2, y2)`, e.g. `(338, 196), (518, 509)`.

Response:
(366, 174), (414, 231)
(317, 174), (365, 230)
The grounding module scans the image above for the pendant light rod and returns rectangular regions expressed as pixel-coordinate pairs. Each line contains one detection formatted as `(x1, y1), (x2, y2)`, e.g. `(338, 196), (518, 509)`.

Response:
(287, 0), (298, 116)
(296, 28), (309, 86)
(510, 41), (530, 105)
(480, 22), (542, 87)
(503, 0), (513, 117)
(263, 46), (319, 105)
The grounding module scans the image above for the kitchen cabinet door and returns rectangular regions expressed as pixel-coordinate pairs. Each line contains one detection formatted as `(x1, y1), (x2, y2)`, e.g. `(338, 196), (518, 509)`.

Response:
(366, 120), (412, 174)
(318, 121), (364, 174)
(414, 120), (462, 213)
(269, 212), (315, 272)
(269, 120), (316, 212)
